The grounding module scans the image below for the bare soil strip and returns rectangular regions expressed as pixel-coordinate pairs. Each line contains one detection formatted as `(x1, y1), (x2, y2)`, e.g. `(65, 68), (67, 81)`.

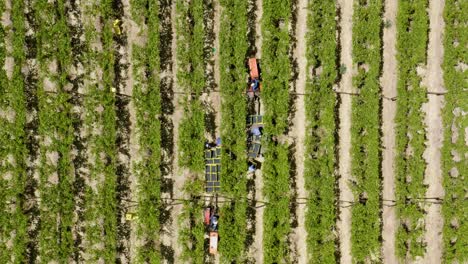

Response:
(255, 0), (263, 59)
(421, 0), (445, 262)
(112, 1), (133, 261)
(170, 1), (186, 261)
(121, 0), (144, 261)
(212, 0), (221, 137)
(337, 0), (354, 263)
(381, 0), (398, 262)
(252, 0), (264, 262)
(292, 0), (308, 262)
(211, 3), (221, 263)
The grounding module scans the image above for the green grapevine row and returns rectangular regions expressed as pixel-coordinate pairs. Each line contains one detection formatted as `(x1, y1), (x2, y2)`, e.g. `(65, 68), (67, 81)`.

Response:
(442, 0), (467, 262)
(261, 0), (291, 262)
(177, 0), (206, 173)
(0, 0), (29, 262)
(218, 0), (249, 262)
(94, 0), (119, 261)
(0, 0), (9, 259)
(350, 0), (383, 262)
(175, 0), (207, 262)
(304, 0), (338, 262)
(34, 0), (74, 261)
(395, 0), (429, 259)
(81, 0), (119, 261)
(130, 0), (163, 262)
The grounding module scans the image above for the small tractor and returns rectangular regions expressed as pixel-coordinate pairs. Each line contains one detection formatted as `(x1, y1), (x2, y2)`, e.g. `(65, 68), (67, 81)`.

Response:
(247, 58), (261, 100)
(203, 205), (219, 255)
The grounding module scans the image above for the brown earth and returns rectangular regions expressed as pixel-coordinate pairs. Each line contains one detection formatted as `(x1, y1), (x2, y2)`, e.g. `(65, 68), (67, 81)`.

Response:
(212, 0), (222, 138)
(337, 0), (354, 263)
(420, 0), (446, 263)
(381, 0), (398, 262)
(251, 0), (264, 262)
(291, 0), (309, 262)
(170, 0), (187, 261)
(121, 0), (146, 261)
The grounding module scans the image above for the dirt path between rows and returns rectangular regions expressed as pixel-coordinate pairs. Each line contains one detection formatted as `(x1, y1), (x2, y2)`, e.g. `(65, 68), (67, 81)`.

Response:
(255, 0), (263, 59)
(252, 0), (264, 262)
(421, 0), (445, 263)
(170, 1), (186, 261)
(291, 0), (308, 262)
(212, 3), (221, 263)
(121, 0), (145, 261)
(212, 0), (221, 138)
(380, 0), (398, 262)
(337, 0), (354, 263)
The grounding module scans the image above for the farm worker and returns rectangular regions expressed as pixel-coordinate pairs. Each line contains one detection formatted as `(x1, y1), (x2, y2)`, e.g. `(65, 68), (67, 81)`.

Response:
(216, 137), (222, 146)
(113, 19), (122, 35)
(248, 164), (256, 173)
(250, 79), (259, 91)
(251, 127), (261, 136)
(210, 215), (218, 230)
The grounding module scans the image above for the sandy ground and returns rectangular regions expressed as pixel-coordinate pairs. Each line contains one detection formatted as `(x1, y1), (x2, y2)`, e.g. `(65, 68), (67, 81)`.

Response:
(337, 0), (354, 263)
(212, 1), (222, 138)
(255, 0), (263, 59)
(251, 0), (264, 262)
(420, 1), (446, 263)
(380, 0), (398, 262)
(291, 0), (308, 262)
(253, 169), (264, 264)
(212, 3), (221, 264)
(121, 0), (145, 262)
(170, 1), (187, 261)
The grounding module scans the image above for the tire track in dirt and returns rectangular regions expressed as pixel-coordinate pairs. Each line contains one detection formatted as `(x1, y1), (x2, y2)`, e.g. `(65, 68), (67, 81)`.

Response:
(337, 0), (354, 263)
(121, 0), (145, 262)
(252, 0), (264, 262)
(170, 1), (186, 261)
(421, 0), (445, 262)
(381, 0), (398, 262)
(291, 0), (308, 262)
(212, 0), (221, 138)
(210, 2), (221, 263)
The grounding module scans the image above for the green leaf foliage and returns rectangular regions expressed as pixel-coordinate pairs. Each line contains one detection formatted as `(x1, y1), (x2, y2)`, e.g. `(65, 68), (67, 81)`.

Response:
(441, 0), (467, 262)
(261, 0), (292, 262)
(395, 0), (429, 260)
(350, 0), (383, 262)
(218, 0), (249, 262)
(304, 0), (338, 262)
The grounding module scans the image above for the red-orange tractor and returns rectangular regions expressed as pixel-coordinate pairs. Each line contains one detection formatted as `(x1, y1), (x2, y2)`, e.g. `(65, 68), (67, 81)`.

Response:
(247, 58), (262, 99)
(204, 206), (219, 254)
